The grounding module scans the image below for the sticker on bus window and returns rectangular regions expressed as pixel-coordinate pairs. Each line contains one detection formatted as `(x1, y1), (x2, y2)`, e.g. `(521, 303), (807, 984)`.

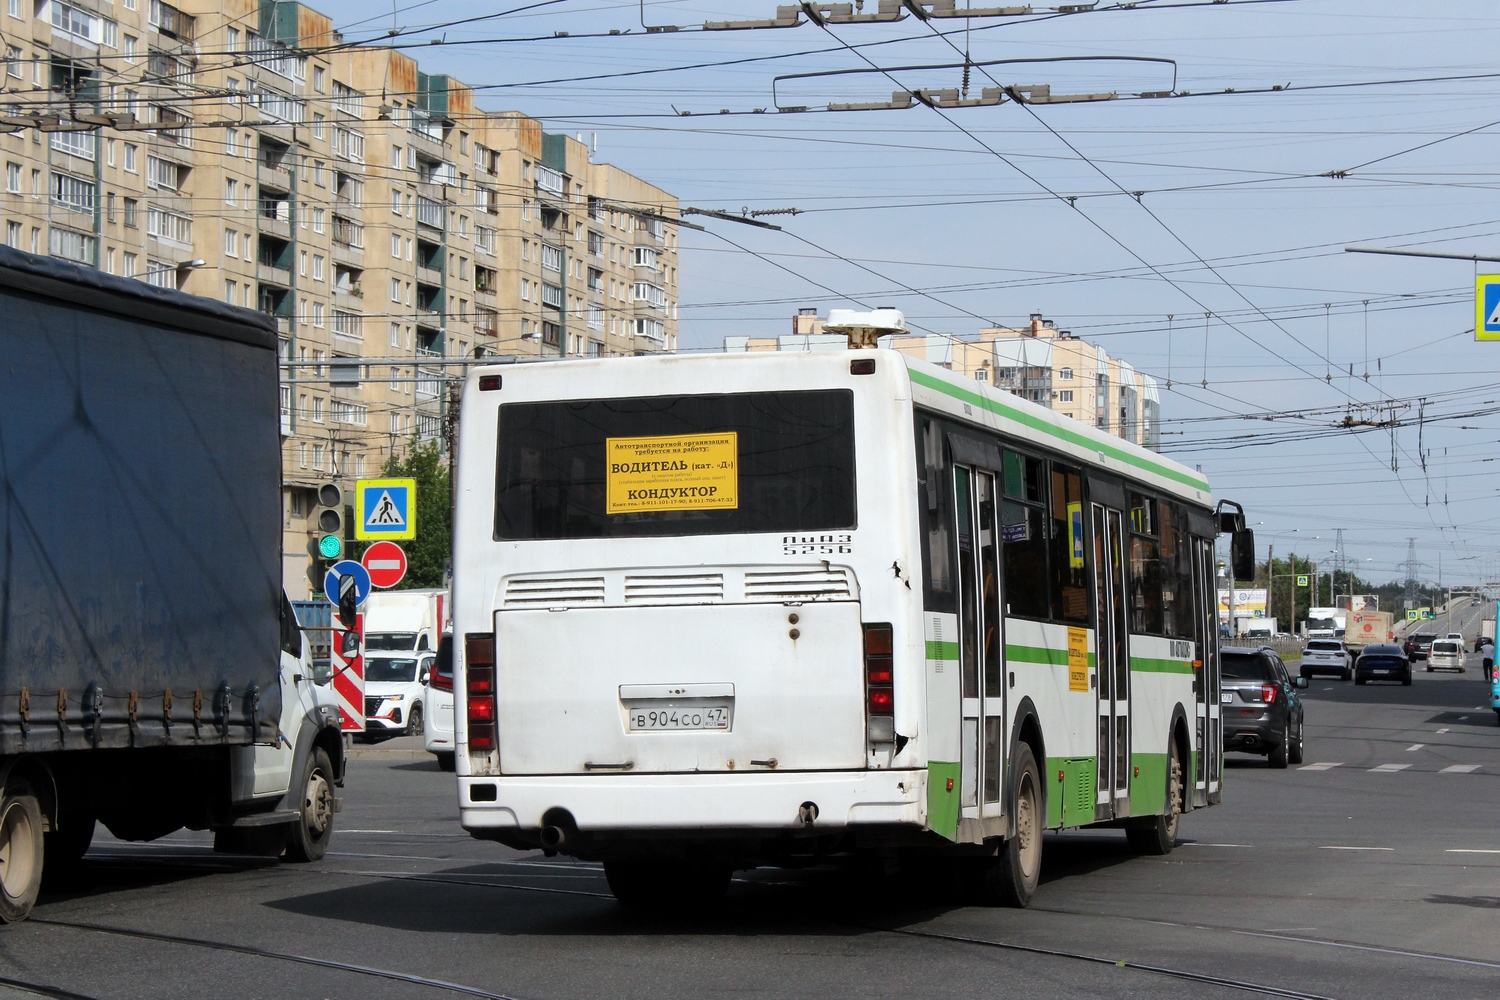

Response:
(1068, 627), (1090, 693)
(1067, 501), (1084, 569)
(606, 433), (739, 514)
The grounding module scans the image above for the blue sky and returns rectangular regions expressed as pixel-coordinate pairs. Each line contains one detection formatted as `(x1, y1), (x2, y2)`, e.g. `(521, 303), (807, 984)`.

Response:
(310, 0), (1500, 589)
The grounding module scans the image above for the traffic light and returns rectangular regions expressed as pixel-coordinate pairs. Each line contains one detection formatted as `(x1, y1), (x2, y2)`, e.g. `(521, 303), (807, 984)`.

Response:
(314, 482), (344, 563)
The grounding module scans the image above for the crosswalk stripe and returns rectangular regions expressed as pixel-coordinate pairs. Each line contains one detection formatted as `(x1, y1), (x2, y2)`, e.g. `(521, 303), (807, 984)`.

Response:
(1370, 763), (1410, 772)
(1299, 762), (1343, 771)
(1440, 764), (1481, 774)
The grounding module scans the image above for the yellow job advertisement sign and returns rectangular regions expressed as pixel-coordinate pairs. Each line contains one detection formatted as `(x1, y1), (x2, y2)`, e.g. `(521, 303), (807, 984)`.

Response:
(1067, 627), (1090, 693)
(606, 433), (738, 514)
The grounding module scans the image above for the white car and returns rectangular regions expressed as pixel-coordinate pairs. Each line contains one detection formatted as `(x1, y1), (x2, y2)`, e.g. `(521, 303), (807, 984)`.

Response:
(424, 635), (456, 771)
(1427, 640), (1465, 673)
(362, 652), (434, 738)
(1300, 639), (1352, 681)
(1445, 632), (1465, 651)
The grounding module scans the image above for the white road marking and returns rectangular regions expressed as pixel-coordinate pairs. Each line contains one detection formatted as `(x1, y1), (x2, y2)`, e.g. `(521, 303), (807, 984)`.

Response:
(1299, 762), (1343, 771)
(1183, 842), (1252, 848)
(1459, 716), (1469, 721)
(1320, 846), (1395, 851)
(337, 829), (401, 834)
(1447, 848), (1500, 854)
(1406, 744), (1424, 751)
(1370, 763), (1410, 772)
(1440, 764), (1481, 774)
(1437, 728), (1450, 733)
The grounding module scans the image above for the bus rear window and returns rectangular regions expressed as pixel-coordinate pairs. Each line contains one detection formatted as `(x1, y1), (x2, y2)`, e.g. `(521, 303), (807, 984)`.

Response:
(494, 389), (856, 539)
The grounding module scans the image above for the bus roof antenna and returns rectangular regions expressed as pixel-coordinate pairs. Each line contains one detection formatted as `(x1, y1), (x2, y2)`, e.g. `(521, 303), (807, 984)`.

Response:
(824, 308), (907, 349)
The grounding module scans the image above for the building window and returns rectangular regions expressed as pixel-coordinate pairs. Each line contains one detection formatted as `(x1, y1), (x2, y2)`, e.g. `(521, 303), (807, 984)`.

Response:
(4, 163), (17, 193)
(4, 221), (18, 247)
(1058, 367), (1074, 380)
(390, 278), (400, 302)
(5, 0), (17, 18)
(313, 302), (324, 327)
(312, 255), (324, 281)
(1059, 390), (1074, 402)
(123, 198), (138, 228)
(224, 279), (235, 302)
(123, 144), (137, 172)
(223, 228), (237, 257)
(390, 322), (401, 347)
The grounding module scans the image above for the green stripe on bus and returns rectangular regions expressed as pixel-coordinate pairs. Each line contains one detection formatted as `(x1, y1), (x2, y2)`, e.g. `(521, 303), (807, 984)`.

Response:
(1130, 657), (1196, 675)
(908, 368), (1211, 492)
(1006, 644), (1097, 668)
(926, 640), (960, 661)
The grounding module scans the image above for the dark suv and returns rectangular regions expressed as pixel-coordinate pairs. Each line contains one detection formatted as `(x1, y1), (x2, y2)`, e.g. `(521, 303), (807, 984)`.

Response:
(1404, 632), (1438, 662)
(1221, 646), (1308, 769)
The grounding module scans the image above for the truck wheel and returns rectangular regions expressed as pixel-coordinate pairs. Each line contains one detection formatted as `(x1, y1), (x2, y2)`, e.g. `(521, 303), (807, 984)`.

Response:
(285, 747), (336, 863)
(1126, 739), (1182, 856)
(406, 705), (424, 738)
(436, 752), (455, 772)
(976, 743), (1043, 906)
(0, 780), (45, 923)
(604, 860), (731, 912)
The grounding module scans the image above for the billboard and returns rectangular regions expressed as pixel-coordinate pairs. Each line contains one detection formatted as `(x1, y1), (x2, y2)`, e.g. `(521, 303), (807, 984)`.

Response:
(1219, 589), (1268, 620)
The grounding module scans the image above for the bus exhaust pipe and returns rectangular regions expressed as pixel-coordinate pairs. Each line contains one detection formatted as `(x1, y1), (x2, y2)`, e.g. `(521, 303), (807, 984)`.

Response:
(539, 825), (570, 851)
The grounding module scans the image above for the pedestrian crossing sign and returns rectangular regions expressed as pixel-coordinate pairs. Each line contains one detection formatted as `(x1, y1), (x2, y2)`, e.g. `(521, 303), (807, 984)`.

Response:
(355, 478), (416, 540)
(1476, 275), (1500, 341)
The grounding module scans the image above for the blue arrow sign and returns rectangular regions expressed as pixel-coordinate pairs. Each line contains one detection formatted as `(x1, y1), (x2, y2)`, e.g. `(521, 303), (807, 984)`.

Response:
(324, 560), (372, 607)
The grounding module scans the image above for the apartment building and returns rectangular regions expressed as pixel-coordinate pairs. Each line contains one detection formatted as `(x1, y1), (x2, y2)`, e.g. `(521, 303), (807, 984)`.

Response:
(726, 310), (1160, 450)
(0, 0), (680, 596)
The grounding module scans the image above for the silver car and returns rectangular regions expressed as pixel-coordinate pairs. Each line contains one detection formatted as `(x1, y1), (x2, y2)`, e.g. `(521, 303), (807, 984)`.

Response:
(1427, 639), (1465, 673)
(1300, 639), (1352, 681)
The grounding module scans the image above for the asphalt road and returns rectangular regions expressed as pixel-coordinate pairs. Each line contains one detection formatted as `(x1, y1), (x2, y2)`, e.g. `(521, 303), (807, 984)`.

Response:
(5, 663), (1497, 1000)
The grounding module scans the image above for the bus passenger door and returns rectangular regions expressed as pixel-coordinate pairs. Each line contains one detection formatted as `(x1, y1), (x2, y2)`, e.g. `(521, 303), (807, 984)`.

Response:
(1193, 537), (1220, 802)
(954, 466), (1006, 825)
(1092, 504), (1131, 820)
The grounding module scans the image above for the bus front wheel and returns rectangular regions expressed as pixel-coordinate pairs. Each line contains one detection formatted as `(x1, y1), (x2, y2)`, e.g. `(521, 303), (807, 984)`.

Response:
(977, 743), (1042, 908)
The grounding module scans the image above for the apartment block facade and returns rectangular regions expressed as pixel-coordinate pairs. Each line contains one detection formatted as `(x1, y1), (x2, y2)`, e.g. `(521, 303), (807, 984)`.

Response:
(727, 310), (1159, 450)
(0, 0), (680, 596)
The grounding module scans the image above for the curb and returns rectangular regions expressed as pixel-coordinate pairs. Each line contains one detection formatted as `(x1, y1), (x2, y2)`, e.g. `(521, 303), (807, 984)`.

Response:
(345, 747), (430, 761)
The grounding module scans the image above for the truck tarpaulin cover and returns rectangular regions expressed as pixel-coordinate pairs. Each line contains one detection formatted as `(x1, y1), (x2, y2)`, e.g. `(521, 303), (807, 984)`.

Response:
(0, 247), (282, 752)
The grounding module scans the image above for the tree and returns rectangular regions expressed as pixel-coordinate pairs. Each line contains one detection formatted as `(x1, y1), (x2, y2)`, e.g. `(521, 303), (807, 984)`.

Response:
(353, 440), (450, 589)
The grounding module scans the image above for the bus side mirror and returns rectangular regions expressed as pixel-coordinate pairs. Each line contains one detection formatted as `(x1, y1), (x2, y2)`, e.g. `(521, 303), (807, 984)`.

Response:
(1231, 529), (1254, 582)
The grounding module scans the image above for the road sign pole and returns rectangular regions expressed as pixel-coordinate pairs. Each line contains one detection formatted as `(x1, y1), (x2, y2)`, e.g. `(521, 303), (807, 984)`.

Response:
(331, 611), (364, 733)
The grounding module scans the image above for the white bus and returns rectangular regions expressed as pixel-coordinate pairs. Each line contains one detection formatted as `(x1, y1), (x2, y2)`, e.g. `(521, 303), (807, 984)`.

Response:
(451, 346), (1233, 908)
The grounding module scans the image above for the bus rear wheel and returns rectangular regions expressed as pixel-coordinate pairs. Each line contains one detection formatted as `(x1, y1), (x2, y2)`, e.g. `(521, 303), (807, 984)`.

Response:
(1126, 739), (1182, 855)
(604, 859), (731, 913)
(976, 743), (1042, 907)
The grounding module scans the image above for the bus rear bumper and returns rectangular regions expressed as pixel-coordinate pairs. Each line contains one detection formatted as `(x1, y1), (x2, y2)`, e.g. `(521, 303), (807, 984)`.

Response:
(458, 768), (926, 834)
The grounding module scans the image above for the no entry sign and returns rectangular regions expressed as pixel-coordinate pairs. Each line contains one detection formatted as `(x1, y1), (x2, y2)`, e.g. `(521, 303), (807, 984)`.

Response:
(362, 540), (408, 588)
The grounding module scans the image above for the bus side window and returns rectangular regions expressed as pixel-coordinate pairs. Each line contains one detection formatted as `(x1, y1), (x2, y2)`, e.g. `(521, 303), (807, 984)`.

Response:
(1128, 491), (1164, 634)
(1001, 449), (1049, 619)
(1159, 501), (1195, 639)
(1049, 464), (1089, 622)
(918, 418), (954, 612)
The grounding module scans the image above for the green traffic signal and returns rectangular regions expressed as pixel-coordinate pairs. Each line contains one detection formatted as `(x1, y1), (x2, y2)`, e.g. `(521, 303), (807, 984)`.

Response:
(318, 533), (343, 559)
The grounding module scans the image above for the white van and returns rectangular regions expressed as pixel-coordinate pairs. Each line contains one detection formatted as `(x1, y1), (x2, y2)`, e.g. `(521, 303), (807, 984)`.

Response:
(1427, 640), (1465, 673)
(423, 635), (456, 770)
(363, 651), (435, 738)
(364, 590), (447, 654)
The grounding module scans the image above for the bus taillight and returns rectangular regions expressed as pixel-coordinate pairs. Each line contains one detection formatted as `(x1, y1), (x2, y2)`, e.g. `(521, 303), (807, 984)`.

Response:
(864, 623), (894, 742)
(466, 632), (497, 752)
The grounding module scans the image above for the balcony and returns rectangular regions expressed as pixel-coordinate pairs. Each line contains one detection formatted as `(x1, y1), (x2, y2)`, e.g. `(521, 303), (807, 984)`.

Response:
(416, 264), (442, 287)
(257, 262), (290, 286)
(258, 161), (292, 192)
(258, 212), (291, 241)
(415, 196), (444, 231)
